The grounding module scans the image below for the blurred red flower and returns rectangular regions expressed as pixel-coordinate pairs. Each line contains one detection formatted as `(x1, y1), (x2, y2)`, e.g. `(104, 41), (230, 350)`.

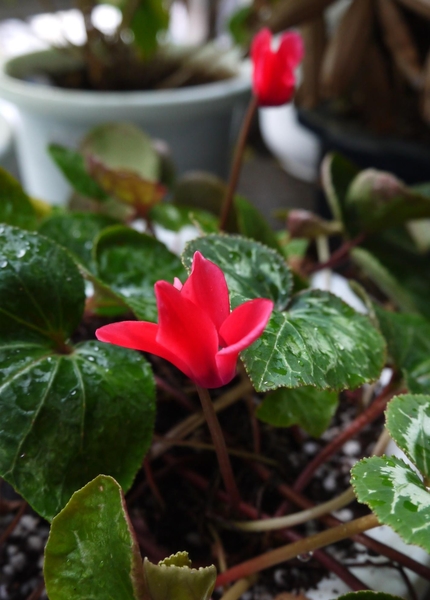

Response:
(251, 27), (304, 106)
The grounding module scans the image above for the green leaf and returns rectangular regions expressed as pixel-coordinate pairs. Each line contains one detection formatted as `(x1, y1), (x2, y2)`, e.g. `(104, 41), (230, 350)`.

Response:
(386, 394), (430, 478)
(235, 195), (284, 254)
(0, 226), (156, 519)
(375, 307), (430, 394)
(48, 144), (109, 201)
(173, 172), (237, 232)
(182, 235), (292, 311)
(44, 475), (144, 600)
(351, 247), (419, 315)
(228, 6), (253, 46)
(0, 225), (85, 345)
(0, 168), (38, 230)
(130, 0), (169, 57)
(81, 123), (160, 183)
(143, 552), (216, 600)
(352, 455), (430, 553)
(39, 212), (119, 271)
(361, 229), (430, 320)
(0, 340), (155, 520)
(150, 203), (217, 233)
(344, 169), (430, 235)
(321, 153), (359, 228)
(95, 225), (185, 322)
(257, 386), (338, 437)
(242, 290), (385, 392)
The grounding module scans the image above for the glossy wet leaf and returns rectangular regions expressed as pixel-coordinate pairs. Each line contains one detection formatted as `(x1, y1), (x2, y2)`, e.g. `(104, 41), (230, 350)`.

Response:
(143, 552), (216, 600)
(0, 225), (85, 345)
(235, 195), (284, 253)
(242, 290), (385, 392)
(44, 475), (144, 600)
(321, 153), (359, 228)
(183, 235), (292, 311)
(352, 455), (430, 553)
(39, 212), (119, 271)
(48, 144), (109, 201)
(0, 339), (155, 520)
(0, 226), (156, 519)
(386, 394), (430, 477)
(0, 168), (38, 230)
(257, 386), (338, 437)
(375, 307), (430, 394)
(95, 225), (185, 321)
(345, 169), (430, 235)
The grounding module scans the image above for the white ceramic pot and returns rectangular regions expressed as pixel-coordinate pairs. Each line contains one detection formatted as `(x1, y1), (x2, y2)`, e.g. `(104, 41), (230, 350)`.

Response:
(0, 48), (250, 204)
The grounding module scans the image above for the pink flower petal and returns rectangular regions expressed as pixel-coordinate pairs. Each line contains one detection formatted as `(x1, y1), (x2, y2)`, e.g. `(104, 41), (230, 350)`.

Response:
(279, 31), (304, 69)
(96, 321), (193, 379)
(251, 27), (303, 106)
(180, 252), (230, 329)
(218, 298), (274, 356)
(155, 280), (222, 387)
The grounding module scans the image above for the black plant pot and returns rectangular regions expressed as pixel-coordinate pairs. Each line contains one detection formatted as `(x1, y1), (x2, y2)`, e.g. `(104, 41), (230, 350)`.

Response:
(297, 106), (430, 219)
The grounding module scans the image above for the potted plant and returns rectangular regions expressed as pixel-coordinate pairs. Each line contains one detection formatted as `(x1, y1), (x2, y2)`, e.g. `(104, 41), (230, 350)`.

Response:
(230, 0), (430, 185)
(0, 0), (251, 204)
(2, 28), (430, 600)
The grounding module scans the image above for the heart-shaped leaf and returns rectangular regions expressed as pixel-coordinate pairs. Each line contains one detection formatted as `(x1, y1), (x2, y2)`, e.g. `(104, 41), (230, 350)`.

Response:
(0, 226), (156, 519)
(95, 225), (185, 322)
(375, 307), (430, 394)
(257, 386), (338, 437)
(44, 475), (144, 600)
(182, 235), (292, 311)
(39, 212), (119, 271)
(386, 394), (430, 478)
(352, 455), (430, 553)
(81, 123), (160, 182)
(242, 290), (385, 392)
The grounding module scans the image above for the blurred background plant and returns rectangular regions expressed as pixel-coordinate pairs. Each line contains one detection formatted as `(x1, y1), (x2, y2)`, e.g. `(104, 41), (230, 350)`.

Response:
(0, 0), (244, 90)
(230, 0), (430, 140)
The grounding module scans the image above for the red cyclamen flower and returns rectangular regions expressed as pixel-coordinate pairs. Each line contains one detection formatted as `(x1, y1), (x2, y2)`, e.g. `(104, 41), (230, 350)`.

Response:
(96, 252), (273, 388)
(251, 28), (304, 107)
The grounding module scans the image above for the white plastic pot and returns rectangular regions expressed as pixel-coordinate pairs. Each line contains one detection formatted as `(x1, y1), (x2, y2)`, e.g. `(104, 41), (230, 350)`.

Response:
(0, 48), (251, 205)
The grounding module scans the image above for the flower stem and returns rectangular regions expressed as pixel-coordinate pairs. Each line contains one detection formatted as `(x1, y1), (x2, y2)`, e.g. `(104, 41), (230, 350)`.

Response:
(195, 385), (241, 511)
(216, 513), (380, 587)
(293, 379), (399, 492)
(151, 378), (253, 460)
(219, 96), (258, 231)
(233, 487), (356, 532)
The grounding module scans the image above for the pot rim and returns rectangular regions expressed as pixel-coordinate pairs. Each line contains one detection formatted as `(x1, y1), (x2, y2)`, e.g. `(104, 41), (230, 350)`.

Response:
(0, 49), (251, 120)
